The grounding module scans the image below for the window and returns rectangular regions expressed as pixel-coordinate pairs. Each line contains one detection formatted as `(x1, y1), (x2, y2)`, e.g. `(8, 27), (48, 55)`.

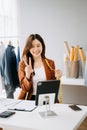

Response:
(0, 0), (19, 96)
(0, 0), (19, 46)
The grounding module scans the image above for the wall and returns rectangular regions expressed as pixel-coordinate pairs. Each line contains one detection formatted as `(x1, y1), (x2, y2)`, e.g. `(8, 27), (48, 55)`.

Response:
(17, 0), (87, 74)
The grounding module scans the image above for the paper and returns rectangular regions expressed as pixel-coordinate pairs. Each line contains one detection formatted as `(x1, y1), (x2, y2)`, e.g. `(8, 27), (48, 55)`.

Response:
(0, 98), (37, 112)
(8, 100), (37, 112)
(0, 98), (21, 106)
(0, 98), (22, 112)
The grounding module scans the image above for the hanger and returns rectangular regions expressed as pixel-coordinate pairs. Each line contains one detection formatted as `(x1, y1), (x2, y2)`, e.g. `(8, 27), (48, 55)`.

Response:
(0, 41), (3, 46)
(8, 40), (12, 45)
(17, 40), (19, 45)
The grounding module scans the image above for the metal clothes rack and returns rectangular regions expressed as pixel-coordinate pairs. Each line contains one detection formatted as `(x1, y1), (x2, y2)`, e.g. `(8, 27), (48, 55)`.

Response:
(0, 35), (27, 45)
(0, 35), (27, 38)
(0, 35), (28, 48)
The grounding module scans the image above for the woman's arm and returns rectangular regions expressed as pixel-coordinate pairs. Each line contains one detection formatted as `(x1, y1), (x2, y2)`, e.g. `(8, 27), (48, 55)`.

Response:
(18, 61), (32, 92)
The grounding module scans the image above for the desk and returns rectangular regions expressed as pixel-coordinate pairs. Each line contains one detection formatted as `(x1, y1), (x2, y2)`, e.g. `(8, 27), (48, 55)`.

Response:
(0, 99), (87, 130)
(61, 76), (87, 105)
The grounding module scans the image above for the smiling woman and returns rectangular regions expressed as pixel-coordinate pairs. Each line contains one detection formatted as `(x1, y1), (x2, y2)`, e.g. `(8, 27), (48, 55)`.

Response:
(18, 34), (62, 101)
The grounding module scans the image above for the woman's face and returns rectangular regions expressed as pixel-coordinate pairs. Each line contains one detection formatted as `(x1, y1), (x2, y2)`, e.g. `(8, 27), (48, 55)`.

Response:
(30, 39), (43, 59)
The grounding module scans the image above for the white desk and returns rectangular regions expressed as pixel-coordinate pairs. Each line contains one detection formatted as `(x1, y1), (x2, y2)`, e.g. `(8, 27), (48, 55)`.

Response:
(61, 76), (87, 105)
(0, 99), (87, 130)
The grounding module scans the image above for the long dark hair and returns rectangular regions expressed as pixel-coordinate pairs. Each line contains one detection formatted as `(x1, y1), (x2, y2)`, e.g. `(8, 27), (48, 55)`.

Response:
(22, 34), (46, 68)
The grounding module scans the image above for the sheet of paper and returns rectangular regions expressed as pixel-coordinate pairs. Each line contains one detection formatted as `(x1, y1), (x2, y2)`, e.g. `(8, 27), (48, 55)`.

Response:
(0, 98), (22, 112)
(8, 100), (36, 111)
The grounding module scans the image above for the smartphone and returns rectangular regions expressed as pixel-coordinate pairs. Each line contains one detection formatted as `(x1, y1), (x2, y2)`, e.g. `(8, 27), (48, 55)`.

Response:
(0, 111), (15, 118)
(69, 105), (82, 111)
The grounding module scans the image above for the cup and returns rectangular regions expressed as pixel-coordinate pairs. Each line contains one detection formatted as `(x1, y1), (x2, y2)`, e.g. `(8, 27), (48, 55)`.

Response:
(65, 60), (79, 78)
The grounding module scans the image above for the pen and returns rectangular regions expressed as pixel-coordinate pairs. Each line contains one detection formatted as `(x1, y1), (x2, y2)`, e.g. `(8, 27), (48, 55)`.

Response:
(14, 108), (26, 111)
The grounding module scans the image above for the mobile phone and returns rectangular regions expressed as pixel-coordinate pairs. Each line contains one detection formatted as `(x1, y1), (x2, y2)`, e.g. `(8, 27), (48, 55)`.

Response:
(69, 105), (82, 111)
(0, 111), (15, 118)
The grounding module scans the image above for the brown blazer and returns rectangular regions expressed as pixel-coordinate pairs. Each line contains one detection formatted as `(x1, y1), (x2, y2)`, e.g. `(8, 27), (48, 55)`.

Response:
(18, 58), (56, 100)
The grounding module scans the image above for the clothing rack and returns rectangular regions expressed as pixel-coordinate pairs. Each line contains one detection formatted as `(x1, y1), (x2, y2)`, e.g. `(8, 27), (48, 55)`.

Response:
(0, 35), (27, 38)
(0, 36), (27, 47)
(0, 35), (28, 46)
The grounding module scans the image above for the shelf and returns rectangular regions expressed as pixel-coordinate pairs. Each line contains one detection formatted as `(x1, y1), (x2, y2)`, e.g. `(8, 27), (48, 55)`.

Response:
(61, 76), (84, 86)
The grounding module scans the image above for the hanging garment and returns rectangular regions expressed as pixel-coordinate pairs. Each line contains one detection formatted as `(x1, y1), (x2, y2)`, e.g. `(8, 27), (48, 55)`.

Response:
(1, 45), (19, 98)
(0, 44), (6, 94)
(15, 45), (21, 87)
(0, 44), (6, 71)
(16, 45), (20, 71)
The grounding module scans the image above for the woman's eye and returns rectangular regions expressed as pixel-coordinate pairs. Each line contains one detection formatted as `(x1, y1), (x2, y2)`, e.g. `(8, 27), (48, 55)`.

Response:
(37, 45), (40, 47)
(31, 43), (41, 48)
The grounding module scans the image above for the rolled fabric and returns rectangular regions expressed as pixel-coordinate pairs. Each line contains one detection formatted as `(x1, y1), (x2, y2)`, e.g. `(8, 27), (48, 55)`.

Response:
(64, 41), (70, 58)
(79, 48), (86, 61)
(70, 46), (74, 61)
(73, 45), (79, 61)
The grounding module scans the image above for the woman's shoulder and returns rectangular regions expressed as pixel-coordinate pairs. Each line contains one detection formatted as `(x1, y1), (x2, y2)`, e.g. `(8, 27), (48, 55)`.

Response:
(19, 60), (25, 68)
(45, 58), (54, 63)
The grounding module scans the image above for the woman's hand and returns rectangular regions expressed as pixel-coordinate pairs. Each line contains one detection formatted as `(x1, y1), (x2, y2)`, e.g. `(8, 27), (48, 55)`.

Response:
(55, 69), (62, 80)
(23, 56), (34, 80)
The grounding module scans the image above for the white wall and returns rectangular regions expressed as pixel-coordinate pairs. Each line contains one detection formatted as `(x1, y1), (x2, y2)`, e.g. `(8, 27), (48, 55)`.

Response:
(17, 0), (87, 74)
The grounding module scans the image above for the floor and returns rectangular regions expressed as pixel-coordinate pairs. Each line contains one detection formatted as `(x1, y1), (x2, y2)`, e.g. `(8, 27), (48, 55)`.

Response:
(77, 117), (87, 130)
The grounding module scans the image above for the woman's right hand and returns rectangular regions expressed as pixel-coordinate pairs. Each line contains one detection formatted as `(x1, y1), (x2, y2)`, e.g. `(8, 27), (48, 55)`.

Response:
(23, 56), (34, 80)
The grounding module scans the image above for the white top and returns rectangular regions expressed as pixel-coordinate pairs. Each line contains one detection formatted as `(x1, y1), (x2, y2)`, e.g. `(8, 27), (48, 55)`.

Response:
(33, 66), (46, 95)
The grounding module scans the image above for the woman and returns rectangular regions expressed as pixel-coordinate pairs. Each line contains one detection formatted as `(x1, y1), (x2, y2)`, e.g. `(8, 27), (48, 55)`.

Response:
(18, 34), (62, 101)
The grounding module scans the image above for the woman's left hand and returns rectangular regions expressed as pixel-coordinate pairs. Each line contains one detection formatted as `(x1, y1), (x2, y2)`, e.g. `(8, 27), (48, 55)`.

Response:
(55, 69), (62, 80)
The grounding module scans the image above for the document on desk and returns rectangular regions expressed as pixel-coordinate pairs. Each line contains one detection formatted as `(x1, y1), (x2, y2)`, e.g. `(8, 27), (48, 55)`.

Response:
(8, 100), (37, 112)
(0, 98), (21, 107)
(0, 98), (22, 112)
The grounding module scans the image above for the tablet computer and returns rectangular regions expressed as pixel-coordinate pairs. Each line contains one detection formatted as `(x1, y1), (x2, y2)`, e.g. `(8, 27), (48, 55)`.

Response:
(35, 80), (60, 106)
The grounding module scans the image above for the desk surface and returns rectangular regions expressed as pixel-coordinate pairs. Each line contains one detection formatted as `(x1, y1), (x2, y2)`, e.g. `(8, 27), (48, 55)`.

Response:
(0, 99), (87, 130)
